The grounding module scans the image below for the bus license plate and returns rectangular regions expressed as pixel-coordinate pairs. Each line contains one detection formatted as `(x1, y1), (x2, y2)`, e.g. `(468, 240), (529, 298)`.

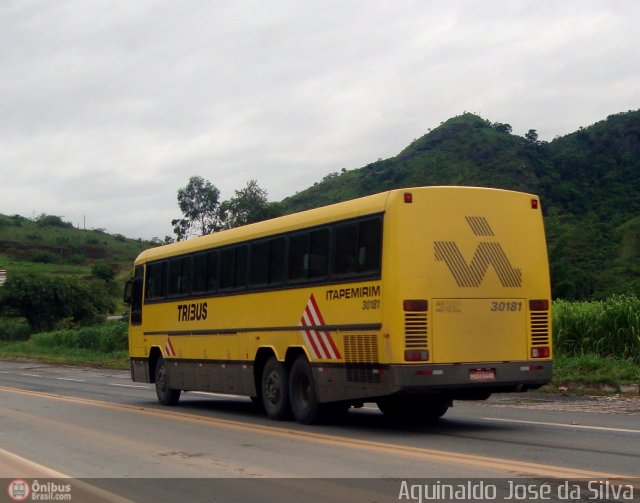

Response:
(469, 369), (496, 381)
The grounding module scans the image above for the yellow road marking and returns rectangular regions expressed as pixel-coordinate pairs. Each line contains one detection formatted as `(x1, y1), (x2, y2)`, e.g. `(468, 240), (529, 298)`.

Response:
(0, 385), (632, 480)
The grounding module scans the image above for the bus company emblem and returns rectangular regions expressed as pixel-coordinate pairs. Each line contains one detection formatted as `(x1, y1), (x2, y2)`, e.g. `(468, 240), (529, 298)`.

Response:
(434, 216), (522, 288)
(299, 294), (342, 360)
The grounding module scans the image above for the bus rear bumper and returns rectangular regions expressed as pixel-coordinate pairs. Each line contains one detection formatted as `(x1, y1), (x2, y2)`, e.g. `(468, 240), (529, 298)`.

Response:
(388, 360), (553, 393)
(313, 360), (552, 403)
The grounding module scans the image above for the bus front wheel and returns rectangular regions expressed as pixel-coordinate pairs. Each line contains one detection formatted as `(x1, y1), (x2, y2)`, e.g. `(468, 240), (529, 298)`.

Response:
(261, 357), (290, 420)
(155, 357), (181, 406)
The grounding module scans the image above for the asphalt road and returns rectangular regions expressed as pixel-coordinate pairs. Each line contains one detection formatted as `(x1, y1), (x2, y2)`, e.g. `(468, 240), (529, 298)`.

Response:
(0, 360), (638, 502)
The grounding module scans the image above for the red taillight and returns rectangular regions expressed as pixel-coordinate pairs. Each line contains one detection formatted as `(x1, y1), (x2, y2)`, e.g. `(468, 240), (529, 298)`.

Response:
(405, 350), (429, 361)
(403, 299), (428, 312)
(529, 299), (549, 311)
(531, 199), (539, 209)
(531, 347), (550, 358)
(404, 192), (413, 203)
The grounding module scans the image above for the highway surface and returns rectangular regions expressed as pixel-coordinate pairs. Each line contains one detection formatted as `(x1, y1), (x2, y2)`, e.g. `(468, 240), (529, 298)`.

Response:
(0, 359), (638, 502)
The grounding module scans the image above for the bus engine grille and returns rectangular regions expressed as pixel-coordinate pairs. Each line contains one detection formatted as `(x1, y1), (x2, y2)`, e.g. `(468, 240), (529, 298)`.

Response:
(404, 312), (428, 350)
(530, 311), (550, 346)
(343, 334), (380, 383)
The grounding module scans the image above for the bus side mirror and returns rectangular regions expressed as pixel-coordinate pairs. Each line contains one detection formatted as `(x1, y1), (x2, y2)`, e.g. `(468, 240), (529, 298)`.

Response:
(123, 280), (133, 305)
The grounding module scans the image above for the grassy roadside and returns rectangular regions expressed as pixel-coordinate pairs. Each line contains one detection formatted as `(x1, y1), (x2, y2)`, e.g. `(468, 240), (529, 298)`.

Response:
(0, 341), (128, 368)
(0, 321), (129, 369)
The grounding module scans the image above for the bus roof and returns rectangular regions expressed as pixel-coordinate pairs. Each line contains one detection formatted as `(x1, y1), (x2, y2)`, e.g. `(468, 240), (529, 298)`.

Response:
(134, 186), (534, 264)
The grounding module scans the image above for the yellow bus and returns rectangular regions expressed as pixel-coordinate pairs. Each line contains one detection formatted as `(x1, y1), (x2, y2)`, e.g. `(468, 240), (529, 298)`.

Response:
(125, 186), (552, 424)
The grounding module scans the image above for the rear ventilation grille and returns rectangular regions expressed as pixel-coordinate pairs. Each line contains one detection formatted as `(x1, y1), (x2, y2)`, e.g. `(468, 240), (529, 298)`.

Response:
(530, 311), (550, 346)
(343, 335), (380, 383)
(404, 312), (428, 350)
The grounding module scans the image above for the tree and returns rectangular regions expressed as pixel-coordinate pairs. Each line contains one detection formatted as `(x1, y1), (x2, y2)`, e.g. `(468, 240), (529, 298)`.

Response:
(492, 122), (512, 134)
(220, 180), (280, 229)
(173, 176), (223, 240)
(525, 129), (540, 144)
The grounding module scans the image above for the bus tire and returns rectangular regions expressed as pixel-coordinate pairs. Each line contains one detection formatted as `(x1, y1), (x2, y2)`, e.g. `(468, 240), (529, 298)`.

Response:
(261, 357), (290, 420)
(155, 357), (181, 406)
(289, 356), (320, 424)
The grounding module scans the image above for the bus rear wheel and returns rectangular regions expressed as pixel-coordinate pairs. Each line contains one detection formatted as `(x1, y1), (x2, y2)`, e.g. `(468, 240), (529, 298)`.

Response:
(261, 357), (290, 420)
(155, 357), (181, 406)
(289, 356), (321, 424)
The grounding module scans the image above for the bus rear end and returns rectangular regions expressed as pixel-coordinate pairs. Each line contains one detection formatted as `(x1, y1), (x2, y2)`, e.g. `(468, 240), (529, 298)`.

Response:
(379, 187), (551, 417)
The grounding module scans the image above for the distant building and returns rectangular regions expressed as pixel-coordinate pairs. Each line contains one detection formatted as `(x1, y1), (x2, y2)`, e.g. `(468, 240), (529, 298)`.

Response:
(0, 269), (6, 287)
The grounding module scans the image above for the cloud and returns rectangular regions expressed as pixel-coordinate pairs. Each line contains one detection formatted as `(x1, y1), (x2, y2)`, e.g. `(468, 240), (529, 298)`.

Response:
(1, 0), (639, 239)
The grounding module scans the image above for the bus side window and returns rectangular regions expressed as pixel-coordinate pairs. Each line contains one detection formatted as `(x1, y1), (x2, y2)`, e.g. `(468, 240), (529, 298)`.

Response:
(207, 251), (218, 292)
(250, 241), (270, 286)
(130, 265), (144, 325)
(235, 246), (248, 288)
(288, 233), (310, 281)
(193, 253), (207, 293)
(269, 237), (285, 284)
(358, 218), (382, 273)
(309, 229), (329, 278)
(146, 262), (167, 300)
(168, 256), (192, 296)
(220, 246), (248, 290)
(333, 223), (358, 275)
(220, 248), (235, 289)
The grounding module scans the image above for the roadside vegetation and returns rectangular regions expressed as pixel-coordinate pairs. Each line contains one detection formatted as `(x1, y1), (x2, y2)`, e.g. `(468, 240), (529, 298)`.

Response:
(0, 320), (128, 368)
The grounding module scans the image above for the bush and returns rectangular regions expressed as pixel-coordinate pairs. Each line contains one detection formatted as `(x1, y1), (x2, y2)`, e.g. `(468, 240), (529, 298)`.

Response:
(31, 321), (128, 353)
(1, 273), (116, 332)
(29, 251), (58, 264)
(92, 263), (115, 281)
(553, 295), (640, 362)
(0, 317), (32, 341)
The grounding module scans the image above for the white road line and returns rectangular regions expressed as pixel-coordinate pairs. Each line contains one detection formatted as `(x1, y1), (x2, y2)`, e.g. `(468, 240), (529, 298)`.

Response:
(188, 391), (247, 399)
(20, 373), (42, 378)
(0, 447), (136, 502)
(482, 417), (640, 434)
(56, 378), (86, 382)
(0, 371), (9, 374)
(108, 383), (150, 389)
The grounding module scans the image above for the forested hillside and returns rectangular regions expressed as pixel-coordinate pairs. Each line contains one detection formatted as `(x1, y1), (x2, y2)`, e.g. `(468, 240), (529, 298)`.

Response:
(282, 110), (640, 300)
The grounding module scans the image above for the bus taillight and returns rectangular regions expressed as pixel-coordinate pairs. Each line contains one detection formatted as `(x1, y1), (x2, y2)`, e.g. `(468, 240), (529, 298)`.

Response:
(531, 347), (550, 358)
(403, 299), (428, 311)
(405, 350), (429, 361)
(529, 299), (549, 311)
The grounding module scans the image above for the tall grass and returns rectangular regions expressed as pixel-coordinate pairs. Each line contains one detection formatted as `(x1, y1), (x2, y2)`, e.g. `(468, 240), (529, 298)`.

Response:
(553, 295), (640, 363)
(31, 321), (128, 354)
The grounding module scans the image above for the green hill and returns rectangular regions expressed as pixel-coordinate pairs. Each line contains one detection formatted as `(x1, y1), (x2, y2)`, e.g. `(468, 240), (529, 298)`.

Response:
(282, 110), (640, 299)
(0, 214), (149, 278)
(0, 214), (150, 315)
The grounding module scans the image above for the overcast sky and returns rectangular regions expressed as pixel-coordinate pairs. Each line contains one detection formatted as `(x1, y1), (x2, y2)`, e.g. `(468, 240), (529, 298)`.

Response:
(1, 1), (638, 240)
